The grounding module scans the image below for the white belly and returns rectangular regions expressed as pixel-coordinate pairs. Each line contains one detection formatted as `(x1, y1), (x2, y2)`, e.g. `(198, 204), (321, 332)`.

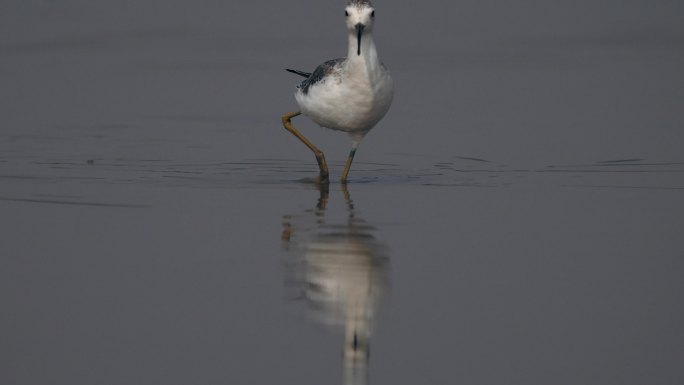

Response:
(295, 70), (394, 136)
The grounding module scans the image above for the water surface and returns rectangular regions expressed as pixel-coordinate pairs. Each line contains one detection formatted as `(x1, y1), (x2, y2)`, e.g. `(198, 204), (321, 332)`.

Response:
(2, 1), (684, 384)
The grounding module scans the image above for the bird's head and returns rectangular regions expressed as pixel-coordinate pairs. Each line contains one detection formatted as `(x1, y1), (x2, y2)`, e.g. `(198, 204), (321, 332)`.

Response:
(345, 0), (375, 55)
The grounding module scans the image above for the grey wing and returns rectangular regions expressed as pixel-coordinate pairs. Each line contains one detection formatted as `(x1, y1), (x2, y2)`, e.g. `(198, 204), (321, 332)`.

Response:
(299, 58), (345, 94)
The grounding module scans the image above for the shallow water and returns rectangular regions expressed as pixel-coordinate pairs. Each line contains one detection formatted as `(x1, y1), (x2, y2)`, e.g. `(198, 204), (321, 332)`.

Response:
(2, 1), (684, 384)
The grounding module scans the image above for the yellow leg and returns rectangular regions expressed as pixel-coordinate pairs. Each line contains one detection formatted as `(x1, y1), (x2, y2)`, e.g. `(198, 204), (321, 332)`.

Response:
(281, 111), (329, 182)
(341, 148), (357, 184)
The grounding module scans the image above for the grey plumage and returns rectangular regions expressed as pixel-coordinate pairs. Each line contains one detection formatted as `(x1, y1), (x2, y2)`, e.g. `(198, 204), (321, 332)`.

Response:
(296, 58), (345, 95)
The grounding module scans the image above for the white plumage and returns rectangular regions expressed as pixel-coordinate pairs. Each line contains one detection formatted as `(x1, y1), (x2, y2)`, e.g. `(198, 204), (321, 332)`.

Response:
(282, 0), (393, 182)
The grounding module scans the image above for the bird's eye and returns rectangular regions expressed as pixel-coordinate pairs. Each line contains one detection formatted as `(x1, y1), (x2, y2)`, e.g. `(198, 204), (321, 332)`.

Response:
(345, 11), (349, 17)
(371, 10), (375, 17)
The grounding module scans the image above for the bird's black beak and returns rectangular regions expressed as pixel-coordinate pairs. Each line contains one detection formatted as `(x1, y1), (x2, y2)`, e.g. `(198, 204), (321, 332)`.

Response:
(355, 23), (365, 55)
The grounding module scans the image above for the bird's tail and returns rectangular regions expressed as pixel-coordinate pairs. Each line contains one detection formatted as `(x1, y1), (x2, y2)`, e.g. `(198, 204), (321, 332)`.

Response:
(286, 68), (311, 78)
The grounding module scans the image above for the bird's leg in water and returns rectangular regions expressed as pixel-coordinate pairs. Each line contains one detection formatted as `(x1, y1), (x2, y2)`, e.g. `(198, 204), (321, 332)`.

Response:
(281, 111), (329, 183)
(341, 147), (358, 183)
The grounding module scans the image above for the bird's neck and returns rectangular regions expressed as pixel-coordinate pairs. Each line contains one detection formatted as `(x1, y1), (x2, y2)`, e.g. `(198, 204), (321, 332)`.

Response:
(346, 32), (381, 71)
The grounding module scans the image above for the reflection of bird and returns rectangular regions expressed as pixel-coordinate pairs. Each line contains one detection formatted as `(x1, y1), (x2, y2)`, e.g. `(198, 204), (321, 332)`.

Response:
(282, 185), (389, 385)
(282, 0), (394, 183)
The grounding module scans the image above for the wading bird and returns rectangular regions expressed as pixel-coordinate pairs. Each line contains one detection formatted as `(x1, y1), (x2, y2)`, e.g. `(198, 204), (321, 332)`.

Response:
(282, 0), (393, 183)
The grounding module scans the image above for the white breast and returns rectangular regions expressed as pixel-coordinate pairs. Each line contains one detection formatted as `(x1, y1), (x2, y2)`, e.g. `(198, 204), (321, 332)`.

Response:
(295, 63), (393, 137)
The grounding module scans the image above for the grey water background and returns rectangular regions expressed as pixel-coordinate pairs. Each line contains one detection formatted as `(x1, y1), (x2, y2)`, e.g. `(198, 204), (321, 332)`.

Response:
(2, 0), (684, 384)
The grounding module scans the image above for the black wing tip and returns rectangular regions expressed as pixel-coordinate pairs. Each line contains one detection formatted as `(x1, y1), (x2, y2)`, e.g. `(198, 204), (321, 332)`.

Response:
(286, 68), (311, 78)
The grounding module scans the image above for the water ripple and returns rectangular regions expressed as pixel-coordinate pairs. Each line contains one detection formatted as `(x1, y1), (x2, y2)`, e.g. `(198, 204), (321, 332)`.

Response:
(1, 155), (683, 190)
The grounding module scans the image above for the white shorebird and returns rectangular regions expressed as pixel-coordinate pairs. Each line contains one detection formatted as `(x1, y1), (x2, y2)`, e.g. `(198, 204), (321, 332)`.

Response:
(282, 0), (394, 183)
